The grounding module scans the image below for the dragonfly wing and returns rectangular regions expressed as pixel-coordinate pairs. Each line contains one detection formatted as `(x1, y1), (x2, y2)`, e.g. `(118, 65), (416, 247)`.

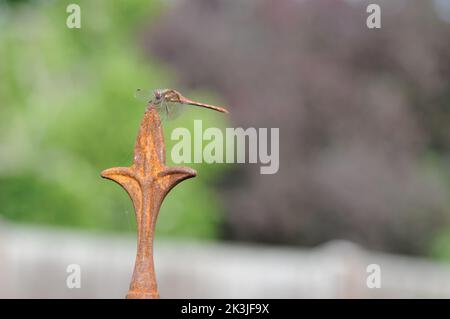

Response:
(135, 88), (153, 102)
(164, 101), (184, 121)
(153, 102), (168, 121)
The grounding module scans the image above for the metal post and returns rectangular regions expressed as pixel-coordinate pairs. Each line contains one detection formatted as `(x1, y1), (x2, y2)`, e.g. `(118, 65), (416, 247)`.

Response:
(101, 91), (228, 298)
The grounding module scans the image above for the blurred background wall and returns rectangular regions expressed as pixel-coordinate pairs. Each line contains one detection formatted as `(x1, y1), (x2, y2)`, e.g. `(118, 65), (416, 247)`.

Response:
(0, 0), (450, 298)
(2, 221), (450, 298)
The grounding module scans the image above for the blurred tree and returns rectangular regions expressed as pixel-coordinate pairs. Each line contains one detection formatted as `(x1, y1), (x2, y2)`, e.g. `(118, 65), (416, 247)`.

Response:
(0, 0), (229, 239)
(146, 0), (450, 255)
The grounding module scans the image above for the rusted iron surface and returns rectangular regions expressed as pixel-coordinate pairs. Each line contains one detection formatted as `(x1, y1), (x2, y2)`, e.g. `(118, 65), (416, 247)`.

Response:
(101, 91), (228, 299)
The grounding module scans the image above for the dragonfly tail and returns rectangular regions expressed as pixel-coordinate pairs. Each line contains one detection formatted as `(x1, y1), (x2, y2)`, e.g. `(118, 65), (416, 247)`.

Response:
(183, 99), (229, 114)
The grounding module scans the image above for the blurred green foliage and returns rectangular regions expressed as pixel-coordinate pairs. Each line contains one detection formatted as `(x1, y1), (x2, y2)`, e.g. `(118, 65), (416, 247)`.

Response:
(431, 232), (450, 262)
(0, 0), (229, 239)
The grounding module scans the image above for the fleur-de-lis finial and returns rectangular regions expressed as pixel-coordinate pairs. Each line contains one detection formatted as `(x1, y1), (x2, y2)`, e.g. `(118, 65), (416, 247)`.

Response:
(101, 91), (228, 298)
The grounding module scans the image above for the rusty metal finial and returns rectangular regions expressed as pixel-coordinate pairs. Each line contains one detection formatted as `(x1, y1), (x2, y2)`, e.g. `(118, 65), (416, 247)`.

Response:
(101, 91), (228, 299)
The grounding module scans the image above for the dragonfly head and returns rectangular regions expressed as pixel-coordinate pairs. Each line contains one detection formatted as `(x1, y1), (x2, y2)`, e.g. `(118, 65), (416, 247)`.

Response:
(153, 90), (164, 104)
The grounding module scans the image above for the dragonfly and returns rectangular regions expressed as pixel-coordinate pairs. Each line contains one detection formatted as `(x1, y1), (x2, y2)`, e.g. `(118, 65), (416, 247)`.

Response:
(135, 88), (229, 121)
